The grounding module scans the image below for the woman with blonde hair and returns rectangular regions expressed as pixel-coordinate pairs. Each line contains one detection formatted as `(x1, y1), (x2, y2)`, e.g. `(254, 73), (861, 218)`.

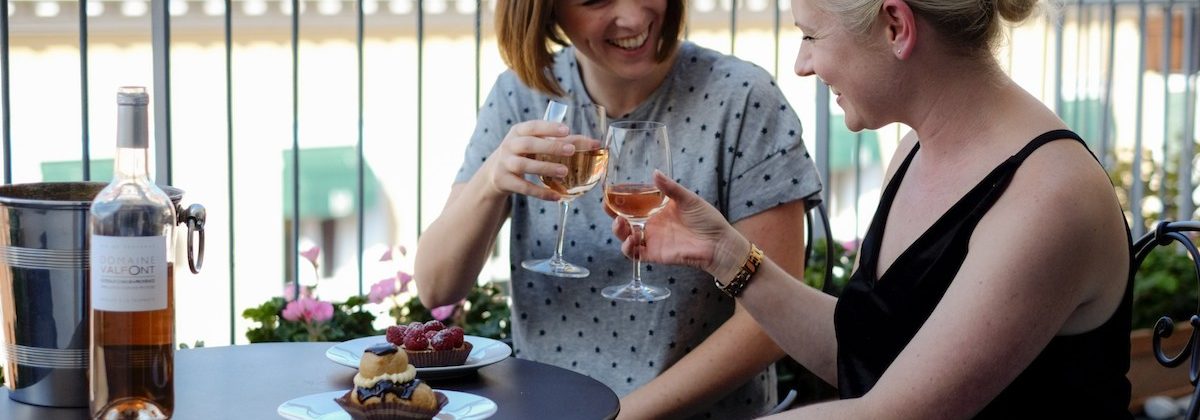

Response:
(415, 0), (823, 418)
(617, 0), (1133, 417)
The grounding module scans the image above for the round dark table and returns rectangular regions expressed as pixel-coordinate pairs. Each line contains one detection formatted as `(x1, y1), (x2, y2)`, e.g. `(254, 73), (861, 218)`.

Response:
(0, 342), (619, 420)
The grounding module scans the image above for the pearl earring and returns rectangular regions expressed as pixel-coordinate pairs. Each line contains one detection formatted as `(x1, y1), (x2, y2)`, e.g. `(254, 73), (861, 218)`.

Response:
(896, 49), (902, 55)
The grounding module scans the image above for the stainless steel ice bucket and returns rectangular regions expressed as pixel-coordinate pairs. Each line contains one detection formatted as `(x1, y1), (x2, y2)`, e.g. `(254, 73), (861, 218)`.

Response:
(0, 182), (205, 407)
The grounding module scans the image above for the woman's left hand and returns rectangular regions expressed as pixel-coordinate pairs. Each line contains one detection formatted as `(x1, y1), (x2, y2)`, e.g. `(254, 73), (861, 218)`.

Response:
(612, 171), (750, 281)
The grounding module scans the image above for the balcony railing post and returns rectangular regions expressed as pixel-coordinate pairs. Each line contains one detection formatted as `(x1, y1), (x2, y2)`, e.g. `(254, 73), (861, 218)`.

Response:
(152, 0), (172, 187)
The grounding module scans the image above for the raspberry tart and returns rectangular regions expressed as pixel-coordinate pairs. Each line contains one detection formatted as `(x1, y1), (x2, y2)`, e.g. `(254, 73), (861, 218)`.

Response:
(385, 321), (472, 368)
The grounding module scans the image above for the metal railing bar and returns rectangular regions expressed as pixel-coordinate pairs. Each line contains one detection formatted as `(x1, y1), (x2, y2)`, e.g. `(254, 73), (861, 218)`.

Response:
(853, 131), (862, 240)
(1132, 0), (1147, 238)
(729, 0), (737, 55)
(1081, 4), (1093, 153)
(1041, 18), (1050, 104)
(356, 0), (365, 296)
(814, 83), (830, 206)
(152, 0), (173, 187)
(1, 0), (10, 184)
(1072, 1), (1084, 131)
(1181, 5), (1197, 219)
(1100, 0), (1117, 169)
(79, 0), (90, 181)
(1159, 2), (1173, 221)
(224, 0), (236, 344)
(474, 0), (481, 115)
(290, 0), (300, 299)
(773, 0), (780, 79)
(416, 0), (424, 238)
(1054, 8), (1064, 119)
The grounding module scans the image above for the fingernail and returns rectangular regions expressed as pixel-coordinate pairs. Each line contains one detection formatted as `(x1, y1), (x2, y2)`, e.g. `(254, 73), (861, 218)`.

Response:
(557, 166), (568, 176)
(562, 144), (575, 154)
(557, 124), (569, 134)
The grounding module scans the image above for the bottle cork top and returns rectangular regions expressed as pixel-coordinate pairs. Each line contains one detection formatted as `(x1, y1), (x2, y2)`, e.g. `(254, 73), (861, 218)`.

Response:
(117, 86), (149, 106)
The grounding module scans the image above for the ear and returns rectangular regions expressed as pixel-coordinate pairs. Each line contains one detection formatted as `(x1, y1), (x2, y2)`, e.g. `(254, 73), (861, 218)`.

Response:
(880, 0), (916, 59)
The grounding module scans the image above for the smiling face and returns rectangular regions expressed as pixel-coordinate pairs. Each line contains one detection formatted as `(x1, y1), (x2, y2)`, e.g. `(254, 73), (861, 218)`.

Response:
(792, 0), (895, 132)
(554, 0), (672, 85)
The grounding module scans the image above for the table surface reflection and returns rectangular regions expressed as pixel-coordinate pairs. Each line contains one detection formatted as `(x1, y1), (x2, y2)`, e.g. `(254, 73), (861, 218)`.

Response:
(0, 342), (620, 420)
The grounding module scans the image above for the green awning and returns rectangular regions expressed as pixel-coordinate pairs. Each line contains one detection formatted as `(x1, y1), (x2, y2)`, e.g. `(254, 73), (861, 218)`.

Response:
(1060, 98), (1115, 151)
(41, 159), (115, 182)
(283, 146), (379, 219)
(828, 115), (881, 170)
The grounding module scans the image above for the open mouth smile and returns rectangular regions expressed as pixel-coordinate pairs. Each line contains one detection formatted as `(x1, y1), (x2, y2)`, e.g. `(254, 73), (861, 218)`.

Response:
(607, 26), (650, 50)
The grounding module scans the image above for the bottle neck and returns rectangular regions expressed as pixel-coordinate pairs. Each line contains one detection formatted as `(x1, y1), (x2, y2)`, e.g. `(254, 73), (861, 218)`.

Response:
(114, 147), (150, 180)
(115, 103), (151, 181)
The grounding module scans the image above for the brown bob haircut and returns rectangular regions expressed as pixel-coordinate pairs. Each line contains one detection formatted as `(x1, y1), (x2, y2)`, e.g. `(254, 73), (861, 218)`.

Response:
(495, 0), (687, 97)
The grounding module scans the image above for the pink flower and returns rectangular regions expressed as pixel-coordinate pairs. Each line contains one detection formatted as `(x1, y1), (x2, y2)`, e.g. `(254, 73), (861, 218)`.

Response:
(379, 246), (407, 262)
(368, 278), (397, 304)
(839, 239), (860, 253)
(300, 245), (321, 268)
(397, 271), (413, 293)
(431, 303), (458, 321)
(282, 296), (334, 323)
(283, 281), (313, 302)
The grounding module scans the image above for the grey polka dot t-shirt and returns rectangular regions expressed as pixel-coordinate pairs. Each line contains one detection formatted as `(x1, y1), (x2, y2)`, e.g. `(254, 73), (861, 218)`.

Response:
(456, 42), (823, 419)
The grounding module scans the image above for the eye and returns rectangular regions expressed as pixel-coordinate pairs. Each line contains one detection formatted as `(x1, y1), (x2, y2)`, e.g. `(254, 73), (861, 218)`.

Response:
(802, 35), (816, 42)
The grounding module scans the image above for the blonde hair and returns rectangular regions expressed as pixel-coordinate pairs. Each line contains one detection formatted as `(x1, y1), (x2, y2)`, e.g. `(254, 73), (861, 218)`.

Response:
(818, 0), (1044, 55)
(495, 0), (687, 97)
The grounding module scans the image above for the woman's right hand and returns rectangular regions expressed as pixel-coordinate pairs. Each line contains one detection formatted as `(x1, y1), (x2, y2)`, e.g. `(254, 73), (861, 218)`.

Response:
(480, 120), (597, 201)
(612, 171), (751, 282)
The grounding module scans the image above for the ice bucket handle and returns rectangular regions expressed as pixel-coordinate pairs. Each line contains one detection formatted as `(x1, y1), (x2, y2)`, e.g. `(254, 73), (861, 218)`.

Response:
(178, 203), (206, 274)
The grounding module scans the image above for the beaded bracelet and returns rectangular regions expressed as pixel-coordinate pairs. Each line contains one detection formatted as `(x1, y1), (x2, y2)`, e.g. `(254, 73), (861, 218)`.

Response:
(715, 244), (763, 298)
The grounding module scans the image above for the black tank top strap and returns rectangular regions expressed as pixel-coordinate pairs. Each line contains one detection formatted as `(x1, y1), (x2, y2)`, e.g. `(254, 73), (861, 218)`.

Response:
(1007, 129), (1086, 165)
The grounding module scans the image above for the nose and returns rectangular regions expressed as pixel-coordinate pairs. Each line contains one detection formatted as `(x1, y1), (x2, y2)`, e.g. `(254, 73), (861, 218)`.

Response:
(613, 0), (648, 30)
(794, 43), (814, 77)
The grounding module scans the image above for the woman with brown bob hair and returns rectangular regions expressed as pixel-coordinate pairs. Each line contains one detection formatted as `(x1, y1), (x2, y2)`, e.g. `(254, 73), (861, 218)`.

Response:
(415, 0), (823, 418)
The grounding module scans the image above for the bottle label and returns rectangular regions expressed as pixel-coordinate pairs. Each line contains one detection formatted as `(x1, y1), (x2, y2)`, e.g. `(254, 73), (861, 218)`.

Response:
(91, 235), (168, 311)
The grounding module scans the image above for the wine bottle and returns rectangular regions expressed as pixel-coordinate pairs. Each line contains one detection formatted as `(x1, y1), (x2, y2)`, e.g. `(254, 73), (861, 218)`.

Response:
(89, 86), (176, 420)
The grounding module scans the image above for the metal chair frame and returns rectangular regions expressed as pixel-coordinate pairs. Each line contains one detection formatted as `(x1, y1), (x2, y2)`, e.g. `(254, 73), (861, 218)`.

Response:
(1133, 220), (1200, 420)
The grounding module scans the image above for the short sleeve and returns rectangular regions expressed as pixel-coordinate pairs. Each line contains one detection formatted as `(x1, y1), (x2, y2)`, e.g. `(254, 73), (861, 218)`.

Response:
(455, 73), (523, 184)
(725, 74), (823, 223)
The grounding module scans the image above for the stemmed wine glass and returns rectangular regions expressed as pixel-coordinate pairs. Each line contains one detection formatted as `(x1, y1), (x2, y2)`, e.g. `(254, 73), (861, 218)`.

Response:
(602, 121), (672, 302)
(521, 101), (609, 278)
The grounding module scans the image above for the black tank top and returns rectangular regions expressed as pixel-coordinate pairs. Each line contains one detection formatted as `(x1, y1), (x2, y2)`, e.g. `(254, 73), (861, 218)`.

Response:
(833, 130), (1133, 418)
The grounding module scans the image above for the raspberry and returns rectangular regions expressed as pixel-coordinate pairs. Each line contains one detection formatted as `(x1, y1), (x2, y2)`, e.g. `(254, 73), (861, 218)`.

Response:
(423, 330), (438, 340)
(430, 331), (455, 351)
(404, 333), (429, 350)
(385, 325), (407, 346)
(446, 326), (465, 347)
(423, 320), (446, 332)
(406, 322), (425, 334)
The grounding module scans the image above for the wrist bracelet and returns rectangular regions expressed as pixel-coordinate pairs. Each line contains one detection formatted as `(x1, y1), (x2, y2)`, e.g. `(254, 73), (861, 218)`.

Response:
(715, 244), (763, 298)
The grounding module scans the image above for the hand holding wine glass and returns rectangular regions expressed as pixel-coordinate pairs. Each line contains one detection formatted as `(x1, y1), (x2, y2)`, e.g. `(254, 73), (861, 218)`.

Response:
(611, 171), (752, 286)
(521, 101), (609, 278)
(602, 121), (673, 301)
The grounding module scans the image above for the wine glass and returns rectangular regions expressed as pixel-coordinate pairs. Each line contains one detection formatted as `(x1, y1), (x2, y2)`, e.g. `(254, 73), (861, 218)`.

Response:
(521, 101), (609, 278)
(602, 121), (672, 302)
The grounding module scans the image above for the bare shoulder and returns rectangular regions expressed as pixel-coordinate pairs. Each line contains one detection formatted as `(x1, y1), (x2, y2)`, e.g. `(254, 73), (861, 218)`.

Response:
(982, 135), (1129, 332)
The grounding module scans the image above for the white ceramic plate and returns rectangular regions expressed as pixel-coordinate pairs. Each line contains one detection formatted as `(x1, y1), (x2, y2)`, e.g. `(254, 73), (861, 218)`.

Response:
(326, 335), (511, 379)
(277, 389), (497, 420)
